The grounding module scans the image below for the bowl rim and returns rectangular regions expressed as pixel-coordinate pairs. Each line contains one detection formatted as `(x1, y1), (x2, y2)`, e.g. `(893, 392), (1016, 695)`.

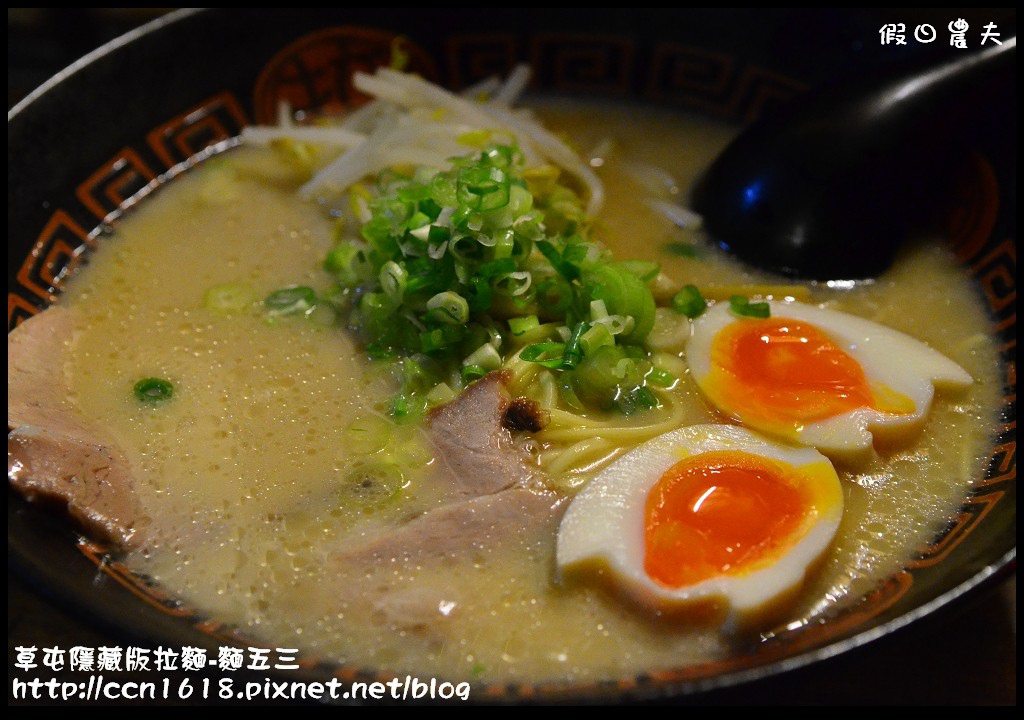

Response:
(7, 7), (1017, 704)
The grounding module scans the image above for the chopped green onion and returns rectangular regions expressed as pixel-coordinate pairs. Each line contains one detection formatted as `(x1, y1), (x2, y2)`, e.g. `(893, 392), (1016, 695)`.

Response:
(324, 242), (371, 286)
(418, 197), (443, 222)
(482, 322), (504, 350)
(366, 342), (397, 360)
(448, 234), (486, 265)
(508, 320), (560, 347)
(484, 184), (534, 229)
(203, 283), (255, 314)
(457, 165), (510, 211)
(571, 345), (635, 410)
(729, 295), (771, 318)
(463, 342), (502, 371)
(426, 381), (457, 405)
(592, 314), (634, 336)
(493, 270), (532, 297)
(407, 210), (431, 230)
(319, 284), (351, 313)
(133, 377), (174, 404)
(359, 292), (393, 328)
(265, 285), (317, 316)
(343, 415), (393, 455)
(427, 224), (451, 246)
(405, 255), (454, 295)
(617, 385), (661, 415)
(672, 284), (707, 318)
(460, 364), (489, 384)
(465, 276), (493, 313)
(491, 228), (515, 258)
(580, 323), (614, 355)
(581, 264), (656, 342)
(536, 240), (581, 281)
(379, 261), (408, 303)
(646, 366), (677, 388)
(520, 342), (567, 368)
(419, 324), (465, 353)
(391, 393), (427, 422)
(426, 291), (470, 325)
(561, 242), (591, 265)
(389, 37), (411, 70)
(479, 257), (517, 278)
(455, 278), (484, 314)
(535, 277), (573, 315)
(508, 315), (540, 336)
(561, 321), (589, 370)
(315, 138), (674, 417)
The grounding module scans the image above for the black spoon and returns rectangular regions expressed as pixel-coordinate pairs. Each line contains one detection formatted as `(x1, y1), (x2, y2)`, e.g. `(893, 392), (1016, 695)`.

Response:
(689, 36), (1016, 280)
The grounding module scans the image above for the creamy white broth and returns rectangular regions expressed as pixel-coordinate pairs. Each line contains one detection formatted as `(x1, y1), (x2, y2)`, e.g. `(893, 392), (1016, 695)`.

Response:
(52, 97), (1003, 684)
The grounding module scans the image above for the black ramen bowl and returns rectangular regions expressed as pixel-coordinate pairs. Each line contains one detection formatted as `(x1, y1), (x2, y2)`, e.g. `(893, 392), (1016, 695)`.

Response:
(8, 8), (1016, 705)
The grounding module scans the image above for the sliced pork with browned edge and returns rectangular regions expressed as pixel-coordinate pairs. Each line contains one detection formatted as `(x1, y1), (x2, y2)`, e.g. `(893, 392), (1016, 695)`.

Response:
(426, 370), (540, 497)
(8, 306), (142, 546)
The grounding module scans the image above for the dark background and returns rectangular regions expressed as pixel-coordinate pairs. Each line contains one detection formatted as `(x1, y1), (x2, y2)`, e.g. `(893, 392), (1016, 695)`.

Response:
(8, 8), (1016, 706)
(8, 9), (176, 109)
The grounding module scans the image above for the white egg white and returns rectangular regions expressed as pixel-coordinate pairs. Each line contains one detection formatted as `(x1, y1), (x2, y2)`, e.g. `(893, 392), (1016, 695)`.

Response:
(556, 424), (844, 633)
(686, 300), (974, 463)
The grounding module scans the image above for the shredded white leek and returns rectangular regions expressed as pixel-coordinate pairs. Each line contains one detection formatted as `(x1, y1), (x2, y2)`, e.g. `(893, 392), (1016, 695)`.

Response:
(243, 65), (605, 216)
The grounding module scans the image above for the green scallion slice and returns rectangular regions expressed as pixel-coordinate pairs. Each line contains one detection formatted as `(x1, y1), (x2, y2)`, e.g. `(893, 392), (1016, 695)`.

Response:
(508, 315), (540, 336)
(729, 294), (771, 318)
(561, 321), (589, 370)
(203, 283), (255, 314)
(265, 285), (317, 316)
(672, 284), (707, 318)
(426, 291), (470, 325)
(520, 342), (567, 368)
(461, 364), (489, 384)
(133, 377), (174, 403)
(646, 367), (677, 388)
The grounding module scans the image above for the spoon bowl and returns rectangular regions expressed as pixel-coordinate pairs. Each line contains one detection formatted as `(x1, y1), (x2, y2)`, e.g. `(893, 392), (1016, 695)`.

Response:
(690, 37), (1016, 280)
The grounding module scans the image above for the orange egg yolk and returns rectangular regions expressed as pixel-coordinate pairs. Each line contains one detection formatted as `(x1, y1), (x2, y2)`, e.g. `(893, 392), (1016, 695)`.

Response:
(708, 317), (911, 427)
(644, 450), (811, 588)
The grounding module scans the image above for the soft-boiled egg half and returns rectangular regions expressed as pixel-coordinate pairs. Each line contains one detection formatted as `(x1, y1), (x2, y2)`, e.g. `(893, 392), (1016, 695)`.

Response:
(557, 424), (843, 633)
(686, 300), (973, 463)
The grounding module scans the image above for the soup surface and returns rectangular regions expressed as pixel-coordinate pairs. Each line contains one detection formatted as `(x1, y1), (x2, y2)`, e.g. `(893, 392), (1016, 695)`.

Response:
(22, 94), (1003, 685)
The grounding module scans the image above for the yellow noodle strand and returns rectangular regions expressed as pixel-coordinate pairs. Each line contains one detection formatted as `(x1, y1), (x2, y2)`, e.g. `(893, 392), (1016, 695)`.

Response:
(544, 437), (620, 476)
(535, 393), (688, 478)
(504, 352), (541, 394)
(542, 400), (686, 443)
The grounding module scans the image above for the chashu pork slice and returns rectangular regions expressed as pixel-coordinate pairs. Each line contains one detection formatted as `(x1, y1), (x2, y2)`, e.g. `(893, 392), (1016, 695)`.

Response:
(329, 486), (566, 633)
(8, 306), (143, 546)
(319, 372), (565, 634)
(425, 370), (542, 497)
